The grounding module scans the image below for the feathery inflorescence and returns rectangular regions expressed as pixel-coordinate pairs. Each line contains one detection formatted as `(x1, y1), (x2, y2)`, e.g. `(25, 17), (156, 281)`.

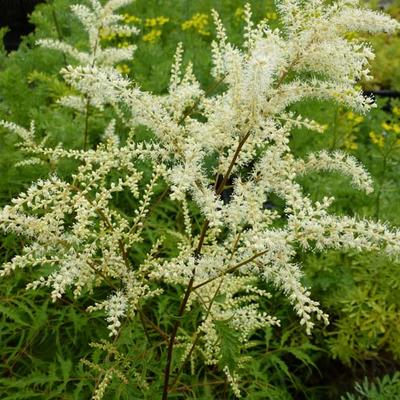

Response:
(0, 0), (399, 396)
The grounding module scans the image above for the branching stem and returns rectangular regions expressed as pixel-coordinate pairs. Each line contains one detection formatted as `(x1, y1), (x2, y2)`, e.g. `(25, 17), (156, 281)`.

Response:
(161, 128), (252, 399)
(192, 249), (269, 291)
(83, 97), (90, 151)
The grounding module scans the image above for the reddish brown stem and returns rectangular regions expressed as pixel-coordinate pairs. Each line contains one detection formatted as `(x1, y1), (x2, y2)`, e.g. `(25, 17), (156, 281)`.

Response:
(161, 130), (252, 399)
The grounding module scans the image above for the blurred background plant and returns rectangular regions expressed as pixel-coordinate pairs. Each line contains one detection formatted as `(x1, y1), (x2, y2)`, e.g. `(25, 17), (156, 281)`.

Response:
(341, 372), (400, 400)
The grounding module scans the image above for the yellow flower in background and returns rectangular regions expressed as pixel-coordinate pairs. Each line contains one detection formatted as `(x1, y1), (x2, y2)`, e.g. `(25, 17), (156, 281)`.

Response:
(382, 122), (393, 131)
(354, 116), (364, 124)
(117, 41), (131, 48)
(344, 135), (358, 151)
(392, 106), (400, 117)
(145, 16), (169, 28)
(381, 122), (400, 134)
(156, 16), (169, 26)
(104, 13), (168, 44)
(369, 131), (385, 148)
(182, 13), (210, 36)
(266, 12), (278, 20)
(145, 18), (158, 28)
(116, 64), (130, 74)
(123, 14), (142, 24)
(346, 111), (364, 124)
(234, 7), (245, 20)
(100, 30), (116, 41)
(143, 29), (162, 43)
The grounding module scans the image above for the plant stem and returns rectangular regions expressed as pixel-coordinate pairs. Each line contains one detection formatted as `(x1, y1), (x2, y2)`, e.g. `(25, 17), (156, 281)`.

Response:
(178, 74), (227, 125)
(159, 51), (293, 393)
(83, 97), (90, 151)
(192, 249), (269, 291)
(216, 131), (251, 197)
(139, 309), (170, 342)
(161, 130), (252, 399)
(161, 274), (196, 400)
(169, 277), (225, 391)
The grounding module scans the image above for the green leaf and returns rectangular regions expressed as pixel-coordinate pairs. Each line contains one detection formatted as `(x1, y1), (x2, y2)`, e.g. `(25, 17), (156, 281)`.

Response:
(214, 320), (241, 371)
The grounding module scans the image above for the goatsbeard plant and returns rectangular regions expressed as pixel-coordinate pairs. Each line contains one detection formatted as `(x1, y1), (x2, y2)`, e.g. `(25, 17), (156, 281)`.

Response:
(1, 0), (399, 398)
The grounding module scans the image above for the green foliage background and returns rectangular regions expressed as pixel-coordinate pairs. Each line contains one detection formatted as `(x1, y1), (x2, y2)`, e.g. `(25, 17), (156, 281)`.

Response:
(0, 0), (400, 398)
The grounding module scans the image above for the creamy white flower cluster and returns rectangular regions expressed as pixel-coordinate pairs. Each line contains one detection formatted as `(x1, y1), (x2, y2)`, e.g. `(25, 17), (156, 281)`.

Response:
(37, 0), (137, 112)
(0, 128), (162, 336)
(1, 0), (399, 386)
